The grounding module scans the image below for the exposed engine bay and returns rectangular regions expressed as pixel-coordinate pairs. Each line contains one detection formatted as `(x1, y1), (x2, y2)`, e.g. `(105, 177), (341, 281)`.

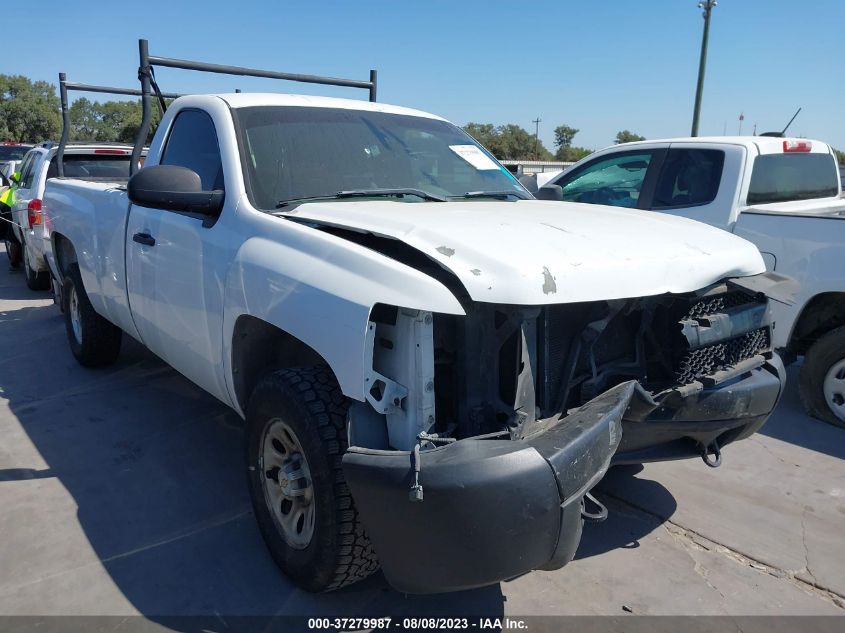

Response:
(358, 281), (774, 452)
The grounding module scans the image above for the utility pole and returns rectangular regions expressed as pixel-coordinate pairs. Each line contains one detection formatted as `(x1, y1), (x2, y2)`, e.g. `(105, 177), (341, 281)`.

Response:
(738, 112), (744, 135)
(532, 116), (542, 159)
(691, 0), (717, 136)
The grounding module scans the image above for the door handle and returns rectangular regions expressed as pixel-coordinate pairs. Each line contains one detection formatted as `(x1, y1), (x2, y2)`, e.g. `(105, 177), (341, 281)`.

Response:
(132, 232), (156, 247)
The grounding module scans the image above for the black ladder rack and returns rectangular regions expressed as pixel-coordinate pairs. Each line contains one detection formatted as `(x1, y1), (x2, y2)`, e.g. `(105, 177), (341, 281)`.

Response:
(57, 72), (181, 177)
(131, 38), (378, 175)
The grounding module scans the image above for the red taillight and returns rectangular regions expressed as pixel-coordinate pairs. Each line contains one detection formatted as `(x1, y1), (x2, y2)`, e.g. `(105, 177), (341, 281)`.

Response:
(27, 199), (43, 228)
(783, 140), (812, 153)
(94, 148), (130, 155)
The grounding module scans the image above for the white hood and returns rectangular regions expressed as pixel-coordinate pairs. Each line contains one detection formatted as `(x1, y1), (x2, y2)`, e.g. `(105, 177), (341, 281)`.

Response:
(286, 199), (765, 305)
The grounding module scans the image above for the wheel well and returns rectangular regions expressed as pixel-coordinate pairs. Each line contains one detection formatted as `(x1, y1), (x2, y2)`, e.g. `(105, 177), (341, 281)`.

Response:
(52, 233), (78, 278)
(232, 315), (332, 412)
(789, 292), (845, 355)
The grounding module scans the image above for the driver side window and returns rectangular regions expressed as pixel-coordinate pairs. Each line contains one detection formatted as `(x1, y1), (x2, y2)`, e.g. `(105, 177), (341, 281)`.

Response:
(161, 110), (224, 191)
(554, 152), (654, 208)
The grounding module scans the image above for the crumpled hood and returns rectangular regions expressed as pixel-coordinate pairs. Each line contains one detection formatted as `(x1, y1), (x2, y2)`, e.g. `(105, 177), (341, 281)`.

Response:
(285, 199), (765, 305)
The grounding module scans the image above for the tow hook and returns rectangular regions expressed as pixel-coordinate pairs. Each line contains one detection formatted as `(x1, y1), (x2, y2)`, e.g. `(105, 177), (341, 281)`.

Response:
(408, 431), (457, 503)
(699, 440), (722, 468)
(409, 442), (424, 502)
(581, 492), (608, 523)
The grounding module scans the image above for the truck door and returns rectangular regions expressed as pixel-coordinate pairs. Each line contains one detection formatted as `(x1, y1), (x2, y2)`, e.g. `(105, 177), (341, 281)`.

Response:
(125, 109), (231, 404)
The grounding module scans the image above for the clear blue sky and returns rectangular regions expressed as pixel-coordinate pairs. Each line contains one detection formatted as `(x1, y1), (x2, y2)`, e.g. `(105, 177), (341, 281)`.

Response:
(16, 0), (845, 151)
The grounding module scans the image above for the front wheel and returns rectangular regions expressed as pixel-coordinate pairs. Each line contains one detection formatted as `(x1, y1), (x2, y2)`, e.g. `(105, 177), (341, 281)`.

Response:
(799, 326), (845, 429)
(62, 264), (122, 367)
(245, 367), (379, 592)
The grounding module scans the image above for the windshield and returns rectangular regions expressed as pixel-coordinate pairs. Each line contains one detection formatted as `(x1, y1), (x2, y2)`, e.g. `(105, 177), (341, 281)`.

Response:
(0, 145), (31, 161)
(233, 106), (526, 210)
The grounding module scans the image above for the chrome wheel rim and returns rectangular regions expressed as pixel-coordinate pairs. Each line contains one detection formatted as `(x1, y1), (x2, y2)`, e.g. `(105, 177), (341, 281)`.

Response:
(260, 418), (315, 549)
(68, 285), (82, 344)
(823, 359), (845, 422)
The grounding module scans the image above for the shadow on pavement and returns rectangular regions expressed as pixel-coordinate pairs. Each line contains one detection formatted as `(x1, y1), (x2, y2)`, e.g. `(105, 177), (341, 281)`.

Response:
(758, 364), (845, 460)
(0, 268), (49, 302)
(574, 464), (677, 560)
(0, 276), (505, 620)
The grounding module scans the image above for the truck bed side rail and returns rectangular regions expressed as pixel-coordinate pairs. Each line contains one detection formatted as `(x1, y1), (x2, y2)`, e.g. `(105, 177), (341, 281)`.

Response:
(130, 38), (378, 175)
(57, 72), (181, 177)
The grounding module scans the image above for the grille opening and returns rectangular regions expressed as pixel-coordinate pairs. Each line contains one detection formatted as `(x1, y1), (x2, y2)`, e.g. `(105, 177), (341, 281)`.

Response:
(675, 328), (770, 385)
(431, 286), (771, 440)
(685, 290), (758, 319)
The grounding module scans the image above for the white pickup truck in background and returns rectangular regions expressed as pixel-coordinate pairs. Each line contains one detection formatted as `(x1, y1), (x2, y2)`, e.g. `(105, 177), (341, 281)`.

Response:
(41, 42), (791, 594)
(10, 142), (137, 290)
(532, 137), (845, 428)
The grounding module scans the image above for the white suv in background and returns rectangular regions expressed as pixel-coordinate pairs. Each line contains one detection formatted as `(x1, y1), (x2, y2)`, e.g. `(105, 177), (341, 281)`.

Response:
(11, 142), (137, 290)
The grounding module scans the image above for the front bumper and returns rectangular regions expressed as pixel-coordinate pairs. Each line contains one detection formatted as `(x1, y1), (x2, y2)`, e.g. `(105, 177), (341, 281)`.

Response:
(342, 381), (636, 594)
(614, 354), (785, 464)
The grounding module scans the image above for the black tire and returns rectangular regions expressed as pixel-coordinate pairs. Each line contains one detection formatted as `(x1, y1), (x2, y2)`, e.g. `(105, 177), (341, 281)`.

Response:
(23, 245), (50, 290)
(799, 325), (845, 429)
(5, 238), (21, 268)
(245, 366), (379, 592)
(62, 264), (122, 367)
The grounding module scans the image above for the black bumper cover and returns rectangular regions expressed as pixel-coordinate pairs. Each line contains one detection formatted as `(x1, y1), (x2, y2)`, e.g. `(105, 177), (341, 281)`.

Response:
(614, 354), (785, 464)
(342, 381), (635, 594)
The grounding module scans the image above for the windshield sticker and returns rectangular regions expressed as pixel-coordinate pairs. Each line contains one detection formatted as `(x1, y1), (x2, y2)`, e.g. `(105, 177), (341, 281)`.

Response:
(449, 145), (500, 170)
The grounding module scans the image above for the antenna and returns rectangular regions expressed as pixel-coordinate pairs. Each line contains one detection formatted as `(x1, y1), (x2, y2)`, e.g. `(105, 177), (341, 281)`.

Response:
(760, 107), (802, 138)
(780, 107), (802, 136)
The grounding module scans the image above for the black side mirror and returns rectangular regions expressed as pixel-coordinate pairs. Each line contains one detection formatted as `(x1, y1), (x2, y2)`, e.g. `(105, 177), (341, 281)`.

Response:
(128, 165), (224, 216)
(535, 184), (564, 201)
(518, 173), (538, 193)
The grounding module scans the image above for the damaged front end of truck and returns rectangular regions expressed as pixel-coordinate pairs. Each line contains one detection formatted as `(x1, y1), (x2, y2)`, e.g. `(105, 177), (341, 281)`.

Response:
(342, 273), (789, 593)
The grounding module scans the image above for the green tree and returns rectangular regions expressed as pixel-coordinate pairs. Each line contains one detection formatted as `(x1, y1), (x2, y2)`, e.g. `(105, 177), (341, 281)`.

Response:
(555, 146), (592, 162)
(553, 124), (578, 150)
(0, 74), (61, 142)
(834, 148), (845, 166)
(463, 122), (553, 160)
(68, 98), (101, 141)
(615, 130), (645, 144)
(69, 97), (165, 143)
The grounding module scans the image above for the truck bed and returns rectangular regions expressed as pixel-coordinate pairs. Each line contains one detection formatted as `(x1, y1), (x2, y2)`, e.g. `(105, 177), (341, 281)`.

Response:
(44, 178), (138, 340)
(734, 210), (845, 349)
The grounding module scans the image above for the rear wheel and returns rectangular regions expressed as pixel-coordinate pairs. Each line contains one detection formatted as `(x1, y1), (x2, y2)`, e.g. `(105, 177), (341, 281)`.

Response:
(62, 264), (122, 367)
(23, 244), (50, 290)
(245, 366), (379, 592)
(799, 326), (845, 428)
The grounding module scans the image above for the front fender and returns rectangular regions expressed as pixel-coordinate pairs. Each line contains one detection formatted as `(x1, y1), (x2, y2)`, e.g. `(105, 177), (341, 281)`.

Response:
(222, 232), (465, 411)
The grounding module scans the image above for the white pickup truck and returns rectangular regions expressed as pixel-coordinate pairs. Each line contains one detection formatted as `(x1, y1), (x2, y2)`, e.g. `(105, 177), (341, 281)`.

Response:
(534, 136), (845, 428)
(42, 46), (789, 594)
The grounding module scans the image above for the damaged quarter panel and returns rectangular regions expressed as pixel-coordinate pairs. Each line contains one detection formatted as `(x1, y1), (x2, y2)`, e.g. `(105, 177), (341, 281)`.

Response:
(222, 205), (465, 413)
